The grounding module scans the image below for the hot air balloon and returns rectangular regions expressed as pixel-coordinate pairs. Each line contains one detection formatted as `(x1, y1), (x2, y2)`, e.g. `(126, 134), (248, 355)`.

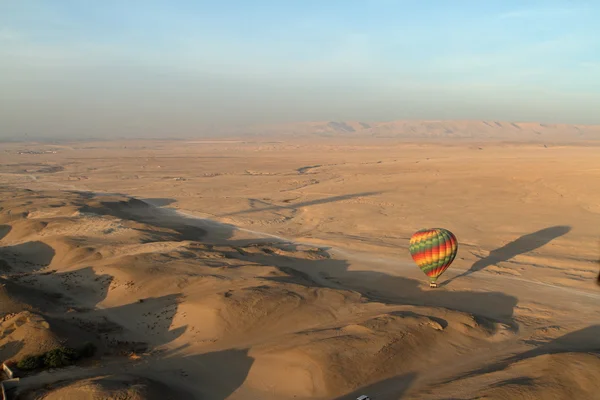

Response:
(409, 228), (458, 288)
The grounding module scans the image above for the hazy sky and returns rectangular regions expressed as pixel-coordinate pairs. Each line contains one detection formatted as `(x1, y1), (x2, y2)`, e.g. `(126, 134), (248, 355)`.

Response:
(1, 0), (599, 138)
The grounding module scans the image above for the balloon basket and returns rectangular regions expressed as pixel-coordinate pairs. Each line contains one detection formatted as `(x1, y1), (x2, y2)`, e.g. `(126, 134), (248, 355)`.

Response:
(429, 282), (438, 288)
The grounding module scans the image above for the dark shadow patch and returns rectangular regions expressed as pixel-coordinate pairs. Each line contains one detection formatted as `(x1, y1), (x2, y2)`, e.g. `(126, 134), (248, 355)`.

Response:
(0, 276), (67, 314)
(515, 324), (600, 357)
(139, 198), (177, 207)
(0, 224), (11, 240)
(446, 324), (600, 382)
(0, 259), (11, 273)
(151, 347), (255, 400)
(0, 340), (24, 363)
(491, 376), (536, 388)
(52, 266), (114, 309)
(42, 313), (104, 351)
(79, 198), (206, 242)
(267, 266), (324, 287)
(334, 372), (417, 400)
(92, 293), (186, 347)
(0, 241), (55, 272)
(18, 347), (254, 400)
(297, 164), (322, 174)
(444, 225), (571, 285)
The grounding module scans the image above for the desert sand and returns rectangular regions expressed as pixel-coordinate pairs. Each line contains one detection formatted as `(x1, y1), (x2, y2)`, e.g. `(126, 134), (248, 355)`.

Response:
(1, 128), (600, 399)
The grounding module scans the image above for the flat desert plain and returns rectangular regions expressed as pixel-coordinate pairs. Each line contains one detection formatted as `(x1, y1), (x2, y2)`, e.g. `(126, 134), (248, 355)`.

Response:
(1, 138), (600, 399)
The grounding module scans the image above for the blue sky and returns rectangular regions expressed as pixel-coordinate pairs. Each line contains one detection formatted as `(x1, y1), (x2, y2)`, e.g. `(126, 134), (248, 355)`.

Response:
(1, 0), (599, 138)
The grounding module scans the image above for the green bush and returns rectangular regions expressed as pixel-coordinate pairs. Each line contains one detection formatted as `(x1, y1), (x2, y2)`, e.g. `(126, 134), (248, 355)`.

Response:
(17, 355), (44, 370)
(16, 342), (97, 371)
(43, 347), (79, 368)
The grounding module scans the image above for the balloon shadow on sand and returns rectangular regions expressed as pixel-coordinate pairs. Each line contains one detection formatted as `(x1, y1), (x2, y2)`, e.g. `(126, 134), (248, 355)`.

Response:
(443, 225), (571, 286)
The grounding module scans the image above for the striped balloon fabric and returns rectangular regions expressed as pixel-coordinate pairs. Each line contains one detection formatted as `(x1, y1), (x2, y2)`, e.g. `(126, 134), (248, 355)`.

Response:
(409, 228), (458, 288)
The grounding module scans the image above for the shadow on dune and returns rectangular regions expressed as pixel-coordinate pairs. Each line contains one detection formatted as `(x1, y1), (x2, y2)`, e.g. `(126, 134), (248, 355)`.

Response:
(0, 262), (116, 347)
(80, 198), (207, 242)
(0, 259), (112, 316)
(15, 293), (240, 400)
(51, 266), (114, 309)
(53, 291), (188, 355)
(94, 293), (187, 347)
(28, 347), (256, 400)
(518, 324), (600, 356)
(0, 239), (62, 313)
(0, 277), (67, 314)
(0, 241), (56, 273)
(447, 324), (600, 382)
(0, 340), (24, 363)
(11, 292), (193, 397)
(152, 348), (254, 400)
(139, 198), (177, 207)
(218, 191), (383, 218)
(443, 225), (572, 286)
(41, 267), (191, 351)
(0, 225), (11, 240)
(334, 372), (417, 400)
(187, 349), (254, 400)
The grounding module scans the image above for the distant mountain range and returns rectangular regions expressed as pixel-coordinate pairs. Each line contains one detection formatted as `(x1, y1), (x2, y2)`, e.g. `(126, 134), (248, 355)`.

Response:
(3, 120), (600, 142)
(233, 120), (600, 142)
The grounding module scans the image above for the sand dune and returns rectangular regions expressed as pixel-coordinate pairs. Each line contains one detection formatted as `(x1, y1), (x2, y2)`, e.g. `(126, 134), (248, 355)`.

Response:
(1, 139), (600, 399)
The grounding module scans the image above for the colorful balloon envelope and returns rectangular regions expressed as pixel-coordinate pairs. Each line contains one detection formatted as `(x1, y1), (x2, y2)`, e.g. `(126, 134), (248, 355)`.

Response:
(409, 228), (458, 288)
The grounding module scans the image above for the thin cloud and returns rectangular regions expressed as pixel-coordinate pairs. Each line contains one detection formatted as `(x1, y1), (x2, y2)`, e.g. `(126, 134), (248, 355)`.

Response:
(0, 27), (20, 41)
(579, 61), (600, 70)
(498, 7), (586, 19)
